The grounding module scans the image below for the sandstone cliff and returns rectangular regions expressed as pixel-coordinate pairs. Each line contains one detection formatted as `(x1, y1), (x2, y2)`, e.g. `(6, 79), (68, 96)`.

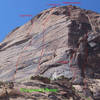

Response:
(0, 5), (100, 100)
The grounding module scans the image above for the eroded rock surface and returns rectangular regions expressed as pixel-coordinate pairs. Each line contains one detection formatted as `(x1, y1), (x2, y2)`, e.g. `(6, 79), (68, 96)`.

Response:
(0, 77), (84, 100)
(0, 5), (100, 99)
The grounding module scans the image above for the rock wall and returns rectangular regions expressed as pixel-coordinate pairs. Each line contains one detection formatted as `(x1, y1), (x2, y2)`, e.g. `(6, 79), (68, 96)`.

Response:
(0, 6), (100, 82)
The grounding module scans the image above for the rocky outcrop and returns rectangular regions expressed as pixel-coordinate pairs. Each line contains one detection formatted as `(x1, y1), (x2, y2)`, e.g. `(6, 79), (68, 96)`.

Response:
(0, 5), (100, 99)
(0, 77), (86, 100)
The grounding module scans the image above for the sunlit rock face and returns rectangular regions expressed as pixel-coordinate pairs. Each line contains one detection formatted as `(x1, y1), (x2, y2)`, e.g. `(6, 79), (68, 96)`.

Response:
(0, 5), (100, 83)
(0, 5), (100, 100)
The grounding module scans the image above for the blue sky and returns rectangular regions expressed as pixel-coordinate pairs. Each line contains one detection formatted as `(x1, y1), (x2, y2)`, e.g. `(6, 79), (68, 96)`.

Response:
(0, 0), (100, 42)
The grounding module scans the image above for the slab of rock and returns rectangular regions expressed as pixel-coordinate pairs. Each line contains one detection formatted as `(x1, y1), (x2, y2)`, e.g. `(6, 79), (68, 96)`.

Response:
(0, 5), (100, 99)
